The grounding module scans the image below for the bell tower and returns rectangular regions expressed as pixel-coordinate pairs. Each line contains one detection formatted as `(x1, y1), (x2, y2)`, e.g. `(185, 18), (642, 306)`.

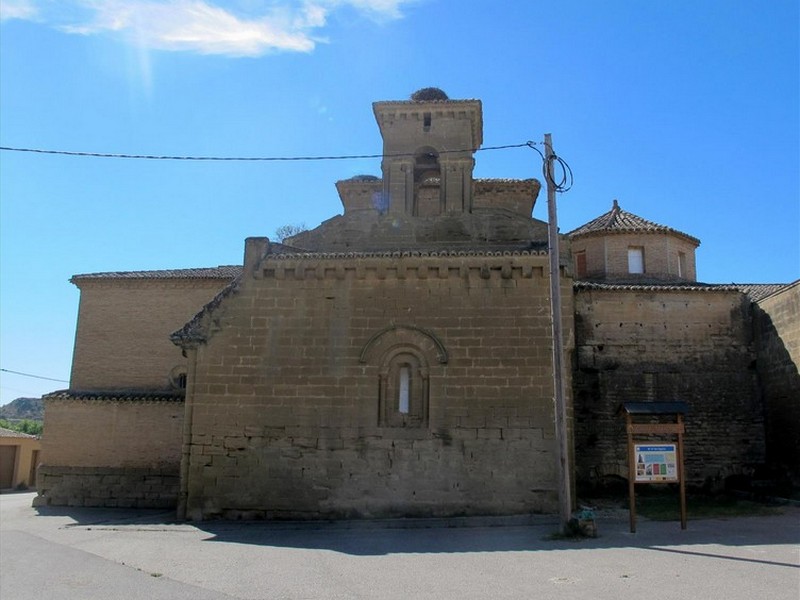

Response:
(372, 88), (483, 217)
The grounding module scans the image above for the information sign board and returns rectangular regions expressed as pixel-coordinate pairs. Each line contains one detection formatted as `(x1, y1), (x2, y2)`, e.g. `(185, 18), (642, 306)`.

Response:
(634, 444), (678, 482)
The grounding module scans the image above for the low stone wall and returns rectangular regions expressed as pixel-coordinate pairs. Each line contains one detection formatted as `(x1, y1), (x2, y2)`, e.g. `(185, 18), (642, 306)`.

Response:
(34, 465), (178, 508)
(37, 394), (183, 508)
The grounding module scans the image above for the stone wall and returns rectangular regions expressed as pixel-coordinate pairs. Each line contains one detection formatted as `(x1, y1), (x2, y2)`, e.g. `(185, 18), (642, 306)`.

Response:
(753, 282), (800, 483)
(35, 397), (183, 507)
(35, 466), (178, 508)
(573, 286), (765, 490)
(71, 279), (230, 389)
(570, 233), (697, 281)
(181, 252), (574, 520)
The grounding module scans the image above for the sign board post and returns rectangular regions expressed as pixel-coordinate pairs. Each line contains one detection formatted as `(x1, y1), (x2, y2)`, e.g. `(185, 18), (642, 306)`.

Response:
(621, 403), (688, 533)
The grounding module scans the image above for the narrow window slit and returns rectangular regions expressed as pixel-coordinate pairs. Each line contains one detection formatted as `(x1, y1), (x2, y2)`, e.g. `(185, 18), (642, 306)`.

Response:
(398, 366), (410, 414)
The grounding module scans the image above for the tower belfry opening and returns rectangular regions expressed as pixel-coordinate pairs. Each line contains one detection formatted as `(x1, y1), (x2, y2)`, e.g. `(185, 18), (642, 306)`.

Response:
(413, 146), (441, 217)
(373, 88), (482, 217)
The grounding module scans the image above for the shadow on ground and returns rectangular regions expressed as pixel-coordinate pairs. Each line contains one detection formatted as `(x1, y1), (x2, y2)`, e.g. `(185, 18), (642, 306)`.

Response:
(30, 502), (800, 561)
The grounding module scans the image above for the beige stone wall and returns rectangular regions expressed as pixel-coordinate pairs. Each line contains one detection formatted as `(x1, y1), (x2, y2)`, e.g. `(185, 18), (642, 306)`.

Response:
(473, 180), (540, 216)
(182, 253), (574, 520)
(573, 287), (764, 489)
(41, 398), (183, 467)
(35, 398), (183, 507)
(335, 178), (541, 218)
(70, 279), (229, 390)
(570, 233), (697, 281)
(754, 282), (800, 482)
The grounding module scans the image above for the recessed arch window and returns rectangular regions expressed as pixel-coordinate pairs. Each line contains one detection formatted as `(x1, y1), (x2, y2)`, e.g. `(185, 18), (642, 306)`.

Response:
(398, 365), (411, 414)
(379, 349), (429, 428)
(360, 323), (446, 430)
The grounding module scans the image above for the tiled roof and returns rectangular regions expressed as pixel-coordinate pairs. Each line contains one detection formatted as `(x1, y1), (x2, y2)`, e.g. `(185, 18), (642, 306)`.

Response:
(0, 426), (38, 439)
(574, 281), (742, 293)
(71, 266), (242, 282)
(567, 200), (700, 245)
(70, 244), (309, 283)
(733, 283), (793, 303)
(574, 281), (797, 301)
(267, 243), (309, 254)
(43, 390), (184, 402)
(474, 178), (536, 184)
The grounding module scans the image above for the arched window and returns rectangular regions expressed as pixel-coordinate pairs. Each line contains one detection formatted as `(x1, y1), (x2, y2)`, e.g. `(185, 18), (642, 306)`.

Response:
(359, 323), (445, 429)
(379, 349), (429, 428)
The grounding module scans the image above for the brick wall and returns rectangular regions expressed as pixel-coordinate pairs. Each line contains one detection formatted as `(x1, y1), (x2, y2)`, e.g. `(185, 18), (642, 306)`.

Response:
(753, 282), (800, 483)
(71, 279), (229, 389)
(573, 287), (765, 490)
(35, 398), (183, 507)
(181, 252), (574, 520)
(570, 233), (697, 281)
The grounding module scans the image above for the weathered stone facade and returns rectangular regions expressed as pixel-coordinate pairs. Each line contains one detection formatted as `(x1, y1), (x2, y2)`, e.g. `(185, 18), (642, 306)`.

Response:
(753, 282), (800, 483)
(35, 89), (798, 516)
(175, 247), (573, 519)
(573, 284), (766, 490)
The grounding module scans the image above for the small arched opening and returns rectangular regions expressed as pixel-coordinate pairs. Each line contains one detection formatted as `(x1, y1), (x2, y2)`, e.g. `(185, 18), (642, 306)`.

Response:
(413, 146), (442, 217)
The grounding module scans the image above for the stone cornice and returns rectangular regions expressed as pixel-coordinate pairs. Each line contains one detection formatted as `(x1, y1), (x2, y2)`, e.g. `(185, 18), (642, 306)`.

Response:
(267, 249), (548, 260)
(257, 251), (550, 282)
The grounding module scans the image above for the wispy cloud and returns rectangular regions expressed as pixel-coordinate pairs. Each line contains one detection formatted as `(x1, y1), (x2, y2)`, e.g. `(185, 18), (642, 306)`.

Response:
(0, 0), (39, 21)
(1, 0), (416, 56)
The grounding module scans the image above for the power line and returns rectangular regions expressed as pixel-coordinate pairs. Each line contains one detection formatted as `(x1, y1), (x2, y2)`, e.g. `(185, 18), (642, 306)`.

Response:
(0, 142), (533, 162)
(0, 368), (68, 383)
(525, 141), (573, 193)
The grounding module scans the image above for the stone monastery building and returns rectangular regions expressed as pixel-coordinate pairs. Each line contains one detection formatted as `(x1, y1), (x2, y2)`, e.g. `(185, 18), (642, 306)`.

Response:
(37, 89), (799, 519)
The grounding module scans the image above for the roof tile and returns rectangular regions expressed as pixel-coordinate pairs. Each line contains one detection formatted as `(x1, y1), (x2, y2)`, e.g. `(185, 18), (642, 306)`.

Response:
(732, 283), (792, 302)
(71, 265), (242, 281)
(0, 426), (38, 439)
(43, 390), (184, 402)
(567, 200), (700, 245)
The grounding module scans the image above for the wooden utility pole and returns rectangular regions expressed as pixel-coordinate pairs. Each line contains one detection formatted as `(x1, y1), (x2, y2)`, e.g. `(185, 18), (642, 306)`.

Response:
(544, 133), (573, 532)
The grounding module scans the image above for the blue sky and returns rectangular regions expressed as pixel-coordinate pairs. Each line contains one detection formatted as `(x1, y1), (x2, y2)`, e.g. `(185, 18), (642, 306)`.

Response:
(1, 0), (798, 405)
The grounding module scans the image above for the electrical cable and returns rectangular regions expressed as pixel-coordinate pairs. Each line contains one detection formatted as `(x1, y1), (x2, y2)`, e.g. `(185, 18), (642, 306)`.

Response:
(526, 140), (573, 193)
(0, 142), (531, 162)
(0, 368), (69, 383)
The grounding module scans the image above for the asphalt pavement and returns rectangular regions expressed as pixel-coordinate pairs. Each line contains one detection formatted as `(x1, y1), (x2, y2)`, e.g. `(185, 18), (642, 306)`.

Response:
(2, 491), (798, 600)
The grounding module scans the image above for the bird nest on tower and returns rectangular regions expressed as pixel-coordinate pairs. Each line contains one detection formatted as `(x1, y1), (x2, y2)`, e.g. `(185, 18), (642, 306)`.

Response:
(410, 87), (449, 102)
